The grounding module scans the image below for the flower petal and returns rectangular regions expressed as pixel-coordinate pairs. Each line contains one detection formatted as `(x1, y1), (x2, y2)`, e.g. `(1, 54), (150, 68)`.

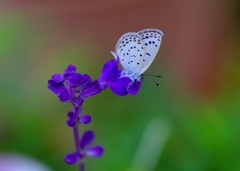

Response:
(47, 80), (70, 102)
(64, 64), (76, 77)
(67, 111), (75, 118)
(80, 80), (102, 98)
(68, 73), (82, 88)
(64, 152), (79, 164)
(58, 93), (71, 102)
(86, 145), (104, 157)
(52, 73), (64, 83)
(128, 80), (141, 95)
(98, 59), (121, 90)
(76, 74), (92, 91)
(109, 77), (131, 96)
(79, 114), (92, 124)
(80, 130), (95, 149)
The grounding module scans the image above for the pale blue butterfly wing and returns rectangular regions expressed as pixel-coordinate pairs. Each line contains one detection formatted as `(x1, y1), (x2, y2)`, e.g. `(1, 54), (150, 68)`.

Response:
(112, 29), (163, 80)
(114, 32), (146, 75)
(137, 29), (163, 74)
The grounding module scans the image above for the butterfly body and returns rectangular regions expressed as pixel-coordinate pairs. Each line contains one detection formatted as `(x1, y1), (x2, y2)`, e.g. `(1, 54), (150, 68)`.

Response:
(112, 29), (163, 81)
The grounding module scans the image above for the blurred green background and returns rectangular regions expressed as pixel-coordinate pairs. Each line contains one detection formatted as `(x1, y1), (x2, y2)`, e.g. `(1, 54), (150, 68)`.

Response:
(0, 1), (240, 171)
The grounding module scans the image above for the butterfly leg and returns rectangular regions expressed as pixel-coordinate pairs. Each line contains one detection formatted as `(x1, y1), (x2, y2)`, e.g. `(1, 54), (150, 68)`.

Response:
(127, 79), (135, 89)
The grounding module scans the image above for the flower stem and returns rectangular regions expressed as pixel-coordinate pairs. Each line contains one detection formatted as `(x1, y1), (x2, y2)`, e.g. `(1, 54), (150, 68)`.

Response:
(73, 125), (80, 154)
(80, 162), (85, 171)
(72, 106), (83, 171)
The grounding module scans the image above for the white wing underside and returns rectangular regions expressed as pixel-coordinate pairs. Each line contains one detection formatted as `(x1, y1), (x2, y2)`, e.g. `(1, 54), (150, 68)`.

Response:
(112, 29), (163, 78)
(137, 29), (163, 74)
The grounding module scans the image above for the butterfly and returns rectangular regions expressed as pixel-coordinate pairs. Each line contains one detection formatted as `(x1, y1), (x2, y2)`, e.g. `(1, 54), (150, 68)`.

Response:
(111, 29), (163, 81)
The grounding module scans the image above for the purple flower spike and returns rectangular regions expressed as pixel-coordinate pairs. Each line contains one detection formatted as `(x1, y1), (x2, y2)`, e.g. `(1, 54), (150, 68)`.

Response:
(86, 145), (104, 157)
(79, 114), (92, 124)
(80, 130), (95, 149)
(64, 152), (79, 164)
(64, 64), (76, 77)
(52, 74), (64, 83)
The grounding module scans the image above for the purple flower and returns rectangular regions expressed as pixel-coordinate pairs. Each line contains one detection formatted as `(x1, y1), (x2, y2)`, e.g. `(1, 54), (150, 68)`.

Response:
(109, 77), (141, 96)
(64, 152), (79, 164)
(80, 130), (95, 149)
(80, 131), (104, 158)
(64, 130), (104, 165)
(98, 59), (142, 96)
(48, 64), (102, 105)
(98, 59), (121, 90)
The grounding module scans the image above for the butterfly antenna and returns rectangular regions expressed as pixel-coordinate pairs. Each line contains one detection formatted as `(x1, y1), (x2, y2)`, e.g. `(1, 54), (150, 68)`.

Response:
(142, 74), (162, 78)
(142, 75), (161, 87)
